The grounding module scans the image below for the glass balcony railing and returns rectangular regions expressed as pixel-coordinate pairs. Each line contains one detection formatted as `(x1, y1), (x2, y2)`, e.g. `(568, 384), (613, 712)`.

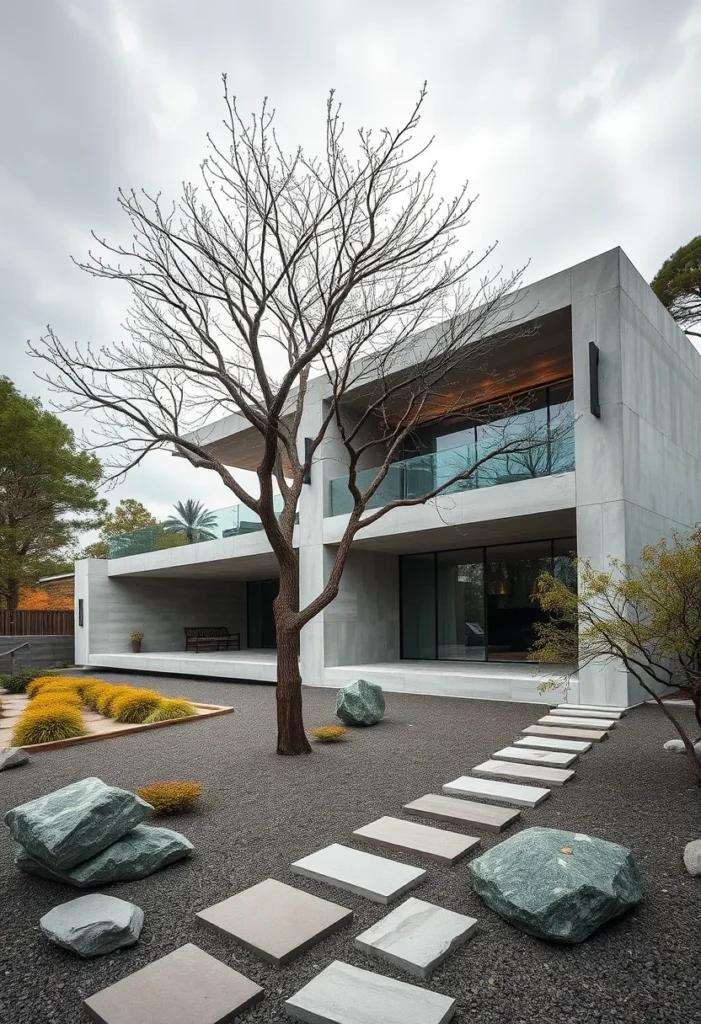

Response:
(107, 495), (290, 560)
(327, 409), (574, 518)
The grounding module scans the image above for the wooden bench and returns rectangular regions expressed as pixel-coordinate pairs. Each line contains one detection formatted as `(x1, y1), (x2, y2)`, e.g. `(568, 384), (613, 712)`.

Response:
(184, 627), (241, 653)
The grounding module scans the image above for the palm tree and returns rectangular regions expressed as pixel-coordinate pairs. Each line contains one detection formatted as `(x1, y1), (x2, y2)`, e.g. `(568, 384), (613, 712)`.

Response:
(163, 500), (218, 543)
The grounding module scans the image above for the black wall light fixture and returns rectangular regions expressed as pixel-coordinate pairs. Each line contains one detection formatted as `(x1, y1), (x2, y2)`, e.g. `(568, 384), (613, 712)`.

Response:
(589, 342), (601, 418)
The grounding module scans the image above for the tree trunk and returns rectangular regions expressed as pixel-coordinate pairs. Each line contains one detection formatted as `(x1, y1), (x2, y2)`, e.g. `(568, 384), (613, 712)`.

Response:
(6, 578), (20, 615)
(274, 561), (311, 756)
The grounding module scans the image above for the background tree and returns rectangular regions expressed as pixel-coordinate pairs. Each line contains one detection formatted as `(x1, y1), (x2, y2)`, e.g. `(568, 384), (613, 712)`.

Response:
(32, 83), (551, 755)
(0, 378), (104, 612)
(164, 500), (218, 543)
(81, 498), (157, 557)
(532, 532), (701, 781)
(651, 235), (701, 338)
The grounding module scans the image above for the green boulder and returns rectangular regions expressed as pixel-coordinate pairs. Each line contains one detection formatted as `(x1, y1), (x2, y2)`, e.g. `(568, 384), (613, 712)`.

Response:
(335, 679), (385, 726)
(468, 826), (642, 943)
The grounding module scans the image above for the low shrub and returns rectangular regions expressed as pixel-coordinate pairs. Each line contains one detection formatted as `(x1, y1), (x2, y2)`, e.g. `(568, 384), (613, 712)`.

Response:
(136, 781), (203, 815)
(0, 669), (47, 694)
(29, 683), (81, 702)
(11, 702), (88, 746)
(82, 682), (113, 711)
(95, 685), (134, 716)
(25, 676), (67, 698)
(111, 688), (164, 723)
(309, 725), (349, 743)
(144, 699), (197, 723)
(32, 691), (82, 710)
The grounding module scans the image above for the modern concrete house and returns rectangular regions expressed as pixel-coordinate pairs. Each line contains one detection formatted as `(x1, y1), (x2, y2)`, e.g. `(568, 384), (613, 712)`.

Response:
(74, 248), (701, 707)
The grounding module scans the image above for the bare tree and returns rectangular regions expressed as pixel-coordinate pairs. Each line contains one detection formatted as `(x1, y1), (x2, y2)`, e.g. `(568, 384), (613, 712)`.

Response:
(30, 81), (552, 755)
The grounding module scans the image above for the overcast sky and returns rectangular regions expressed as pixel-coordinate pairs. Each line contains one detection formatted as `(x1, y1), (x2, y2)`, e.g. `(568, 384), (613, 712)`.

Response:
(2, 0), (700, 525)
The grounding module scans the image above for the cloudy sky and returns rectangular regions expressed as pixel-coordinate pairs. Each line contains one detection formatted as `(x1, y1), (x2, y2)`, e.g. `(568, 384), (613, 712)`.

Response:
(2, 0), (700, 526)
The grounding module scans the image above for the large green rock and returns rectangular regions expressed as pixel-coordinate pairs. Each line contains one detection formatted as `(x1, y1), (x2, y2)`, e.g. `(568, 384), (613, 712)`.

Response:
(4, 777), (153, 870)
(15, 824), (194, 888)
(468, 826), (643, 943)
(335, 679), (385, 726)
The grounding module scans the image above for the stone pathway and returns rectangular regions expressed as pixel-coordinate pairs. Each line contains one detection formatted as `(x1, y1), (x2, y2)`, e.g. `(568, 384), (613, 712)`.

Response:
(492, 744), (578, 767)
(291, 843), (427, 904)
(442, 774), (552, 808)
(471, 758), (575, 786)
(540, 713), (617, 729)
(523, 723), (610, 741)
(352, 816), (480, 864)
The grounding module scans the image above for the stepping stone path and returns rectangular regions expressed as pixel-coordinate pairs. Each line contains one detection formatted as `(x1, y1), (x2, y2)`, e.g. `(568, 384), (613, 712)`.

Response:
(540, 714), (617, 730)
(284, 960), (456, 1024)
(355, 896), (477, 979)
(442, 775), (551, 808)
(523, 724), (609, 742)
(493, 745), (578, 767)
(471, 759), (575, 787)
(554, 707), (625, 720)
(291, 843), (426, 904)
(403, 793), (521, 832)
(196, 878), (352, 965)
(352, 816), (480, 864)
(557, 703), (627, 714)
(84, 943), (263, 1024)
(515, 734), (592, 753)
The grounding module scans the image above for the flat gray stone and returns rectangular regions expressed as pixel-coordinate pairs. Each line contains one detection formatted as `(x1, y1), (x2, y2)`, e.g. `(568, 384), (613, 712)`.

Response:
(335, 679), (385, 726)
(515, 735), (592, 753)
(40, 894), (143, 958)
(557, 703), (627, 714)
(493, 746), (578, 767)
(523, 724), (609, 742)
(291, 843), (426, 904)
(353, 816), (480, 864)
(284, 959), (456, 1024)
(540, 714), (617, 730)
(403, 793), (520, 832)
(683, 839), (701, 876)
(84, 942), (263, 1024)
(354, 896), (477, 979)
(16, 824), (193, 887)
(472, 759), (575, 787)
(196, 878), (352, 965)
(469, 826), (643, 943)
(4, 777), (152, 869)
(554, 707), (624, 720)
(663, 739), (686, 753)
(0, 747), (29, 770)
(442, 775), (551, 808)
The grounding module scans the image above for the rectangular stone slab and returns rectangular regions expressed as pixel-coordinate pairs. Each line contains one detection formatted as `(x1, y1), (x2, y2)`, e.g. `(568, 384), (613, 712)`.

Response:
(539, 714), (616, 729)
(83, 943), (263, 1024)
(403, 793), (521, 832)
(442, 775), (551, 808)
(471, 759), (575, 787)
(284, 959), (456, 1024)
(522, 724), (609, 742)
(196, 878), (352, 965)
(553, 707), (624, 720)
(557, 703), (627, 714)
(493, 745), (578, 767)
(515, 735), (592, 753)
(291, 844), (426, 904)
(352, 816), (480, 864)
(354, 896), (477, 979)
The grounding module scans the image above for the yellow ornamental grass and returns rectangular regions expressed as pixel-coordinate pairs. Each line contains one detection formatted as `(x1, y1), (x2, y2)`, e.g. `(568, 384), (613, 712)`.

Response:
(136, 781), (203, 815)
(12, 702), (88, 746)
(32, 691), (83, 711)
(111, 688), (164, 723)
(95, 686), (134, 716)
(144, 699), (197, 723)
(309, 725), (348, 743)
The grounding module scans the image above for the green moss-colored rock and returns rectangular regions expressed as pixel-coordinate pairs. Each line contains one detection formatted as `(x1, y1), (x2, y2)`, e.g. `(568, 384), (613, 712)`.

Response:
(335, 679), (385, 726)
(468, 826), (643, 943)
(4, 777), (153, 870)
(15, 824), (194, 888)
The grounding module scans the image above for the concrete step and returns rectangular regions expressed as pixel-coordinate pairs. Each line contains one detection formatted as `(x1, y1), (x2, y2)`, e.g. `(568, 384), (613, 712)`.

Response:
(523, 724), (609, 742)
(514, 735), (593, 753)
(355, 896), (477, 979)
(472, 759), (574, 787)
(291, 843), (426, 904)
(539, 714), (617, 729)
(442, 775), (551, 808)
(285, 960), (457, 1024)
(403, 793), (521, 832)
(557, 703), (627, 714)
(352, 816), (480, 864)
(554, 707), (624, 720)
(493, 745), (578, 767)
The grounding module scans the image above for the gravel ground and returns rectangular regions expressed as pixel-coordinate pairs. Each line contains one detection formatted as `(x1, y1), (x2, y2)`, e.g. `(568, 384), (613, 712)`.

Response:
(1, 672), (700, 1024)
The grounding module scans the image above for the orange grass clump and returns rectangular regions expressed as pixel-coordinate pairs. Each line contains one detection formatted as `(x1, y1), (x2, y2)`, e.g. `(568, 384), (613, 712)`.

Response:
(144, 699), (197, 723)
(309, 725), (348, 743)
(136, 781), (203, 815)
(111, 688), (164, 723)
(11, 702), (88, 746)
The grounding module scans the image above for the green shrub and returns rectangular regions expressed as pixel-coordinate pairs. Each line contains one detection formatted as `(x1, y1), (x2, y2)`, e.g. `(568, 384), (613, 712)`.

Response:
(11, 702), (88, 745)
(0, 669), (46, 694)
(136, 781), (203, 815)
(111, 688), (164, 723)
(144, 699), (197, 723)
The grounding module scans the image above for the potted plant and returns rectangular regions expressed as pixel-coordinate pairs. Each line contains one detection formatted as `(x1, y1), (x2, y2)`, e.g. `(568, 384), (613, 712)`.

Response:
(130, 631), (144, 654)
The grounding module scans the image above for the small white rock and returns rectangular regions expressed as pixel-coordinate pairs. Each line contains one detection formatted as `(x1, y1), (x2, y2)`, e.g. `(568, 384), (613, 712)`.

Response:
(683, 839), (701, 877)
(663, 739), (686, 753)
(40, 894), (144, 957)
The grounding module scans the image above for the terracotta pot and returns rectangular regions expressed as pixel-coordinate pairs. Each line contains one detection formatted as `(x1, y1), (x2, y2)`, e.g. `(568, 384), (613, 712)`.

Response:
(131, 641), (142, 654)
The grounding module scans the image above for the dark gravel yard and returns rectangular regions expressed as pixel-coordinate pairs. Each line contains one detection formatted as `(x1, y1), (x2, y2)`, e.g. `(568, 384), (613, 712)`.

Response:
(1, 673), (700, 1024)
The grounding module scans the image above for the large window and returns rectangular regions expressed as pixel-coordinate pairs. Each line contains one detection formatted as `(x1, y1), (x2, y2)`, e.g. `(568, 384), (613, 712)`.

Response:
(400, 537), (576, 663)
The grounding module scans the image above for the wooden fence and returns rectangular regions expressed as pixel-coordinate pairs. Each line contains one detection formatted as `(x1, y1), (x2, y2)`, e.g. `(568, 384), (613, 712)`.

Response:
(0, 610), (75, 636)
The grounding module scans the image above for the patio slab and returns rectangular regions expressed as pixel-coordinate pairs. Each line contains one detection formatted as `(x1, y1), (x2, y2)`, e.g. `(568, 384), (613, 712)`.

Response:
(352, 816), (480, 864)
(354, 896), (477, 979)
(471, 759), (574, 786)
(539, 714), (617, 730)
(195, 878), (352, 965)
(291, 843), (426, 904)
(442, 775), (551, 808)
(493, 745), (578, 767)
(403, 793), (521, 832)
(554, 707), (625, 720)
(557, 703), (627, 714)
(514, 735), (593, 753)
(522, 724), (609, 742)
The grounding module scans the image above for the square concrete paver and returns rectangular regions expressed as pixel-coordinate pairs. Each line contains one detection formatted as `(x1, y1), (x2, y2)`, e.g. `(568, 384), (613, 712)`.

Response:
(403, 793), (521, 832)
(493, 745), (578, 767)
(442, 775), (551, 808)
(284, 960), (456, 1024)
(514, 735), (592, 753)
(196, 878), (352, 965)
(353, 816), (480, 864)
(83, 943), (263, 1024)
(471, 759), (575, 787)
(355, 896), (477, 979)
(291, 843), (426, 904)
(523, 724), (609, 742)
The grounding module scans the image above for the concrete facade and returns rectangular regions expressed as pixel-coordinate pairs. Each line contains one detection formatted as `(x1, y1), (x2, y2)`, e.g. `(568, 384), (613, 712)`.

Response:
(75, 248), (701, 707)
